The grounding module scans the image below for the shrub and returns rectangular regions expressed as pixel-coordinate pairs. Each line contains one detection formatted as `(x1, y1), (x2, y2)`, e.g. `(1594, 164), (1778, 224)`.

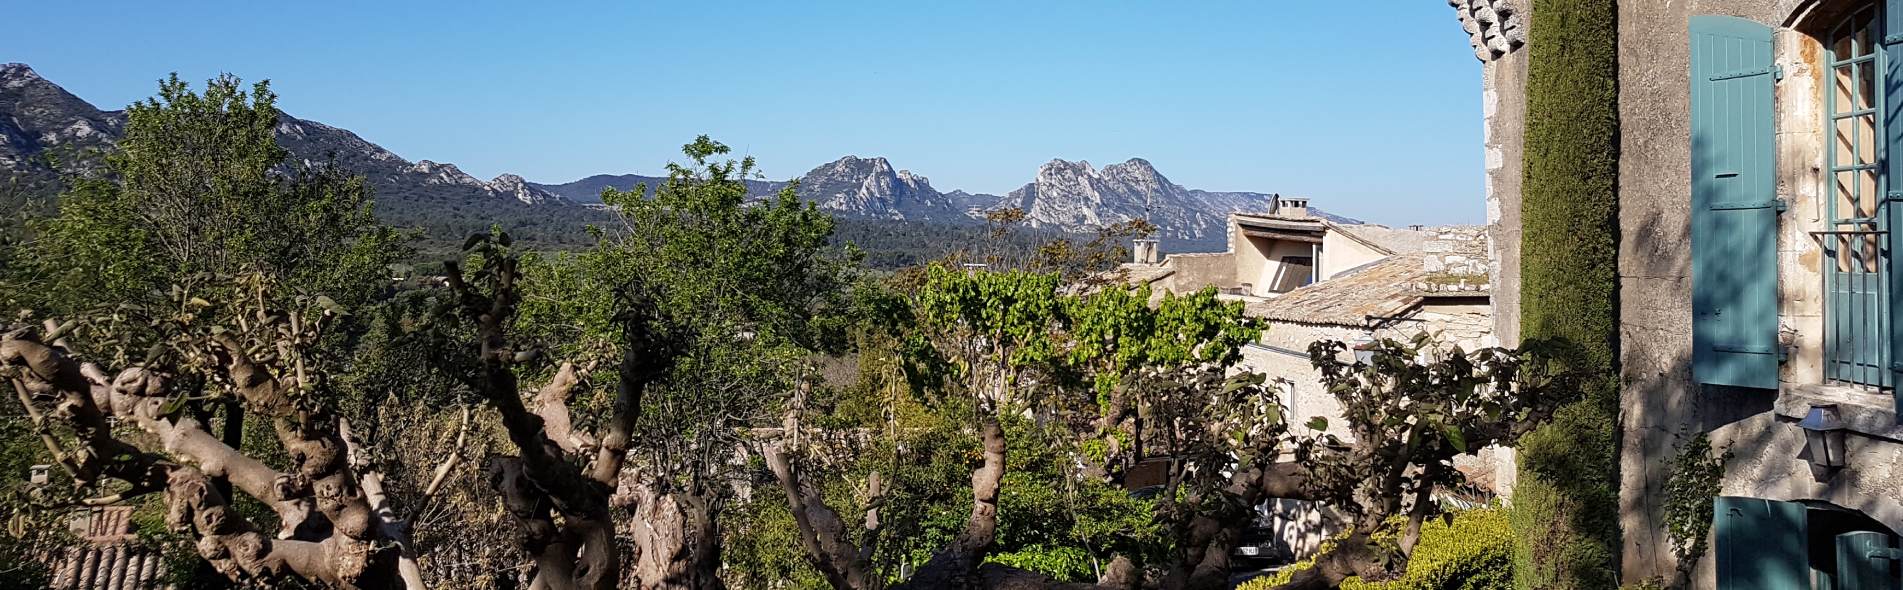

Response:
(1238, 508), (1515, 590)
(1511, 0), (1622, 585)
(986, 545), (1098, 582)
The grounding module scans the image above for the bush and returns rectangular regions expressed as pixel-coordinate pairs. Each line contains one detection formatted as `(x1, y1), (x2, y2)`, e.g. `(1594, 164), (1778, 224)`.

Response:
(1238, 508), (1515, 590)
(986, 546), (1098, 581)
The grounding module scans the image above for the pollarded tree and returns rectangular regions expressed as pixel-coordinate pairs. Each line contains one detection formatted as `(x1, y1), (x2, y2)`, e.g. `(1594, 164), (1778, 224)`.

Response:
(764, 264), (1575, 590)
(0, 275), (457, 589)
(465, 135), (854, 589)
(429, 234), (675, 590)
(761, 270), (1259, 589)
(762, 264), (1064, 590)
(3, 76), (412, 577)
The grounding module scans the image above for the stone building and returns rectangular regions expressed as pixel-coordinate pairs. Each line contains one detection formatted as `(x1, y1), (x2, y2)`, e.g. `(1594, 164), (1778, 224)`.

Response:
(1468, 0), (1903, 586)
(1120, 207), (1495, 443)
(1116, 208), (1498, 561)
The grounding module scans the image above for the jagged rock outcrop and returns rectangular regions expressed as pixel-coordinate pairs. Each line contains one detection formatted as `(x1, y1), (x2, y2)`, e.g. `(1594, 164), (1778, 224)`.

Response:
(794, 156), (953, 219)
(0, 63), (124, 174)
(997, 158), (1294, 245)
(487, 173), (565, 205)
(409, 160), (488, 188)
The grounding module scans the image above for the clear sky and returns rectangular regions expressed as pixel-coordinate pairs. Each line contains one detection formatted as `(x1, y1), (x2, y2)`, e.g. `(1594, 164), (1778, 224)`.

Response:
(5, 1), (1486, 226)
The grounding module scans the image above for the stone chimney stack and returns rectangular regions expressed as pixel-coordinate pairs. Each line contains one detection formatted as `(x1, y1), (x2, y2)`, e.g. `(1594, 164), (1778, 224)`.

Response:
(1133, 238), (1162, 265)
(1276, 196), (1311, 218)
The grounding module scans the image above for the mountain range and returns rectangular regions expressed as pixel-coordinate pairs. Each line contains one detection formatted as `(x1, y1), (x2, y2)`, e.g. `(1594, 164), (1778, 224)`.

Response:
(1, 62), (1355, 248)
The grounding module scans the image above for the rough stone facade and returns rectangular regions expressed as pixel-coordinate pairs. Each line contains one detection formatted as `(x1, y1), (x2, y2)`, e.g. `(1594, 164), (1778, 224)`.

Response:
(1450, 0), (1529, 61)
(1480, 0), (1903, 584)
(1481, 25), (1528, 346)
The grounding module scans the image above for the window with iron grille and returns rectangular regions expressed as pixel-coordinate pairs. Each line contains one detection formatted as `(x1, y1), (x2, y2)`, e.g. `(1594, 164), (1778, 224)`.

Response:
(1823, 4), (1893, 389)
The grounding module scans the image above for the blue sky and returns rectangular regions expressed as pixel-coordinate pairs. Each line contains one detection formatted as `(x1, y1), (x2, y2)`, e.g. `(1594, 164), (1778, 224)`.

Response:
(5, 1), (1485, 225)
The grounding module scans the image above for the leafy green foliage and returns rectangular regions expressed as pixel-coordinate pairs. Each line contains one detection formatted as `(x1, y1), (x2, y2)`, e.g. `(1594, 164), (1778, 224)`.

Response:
(1302, 335), (1574, 539)
(985, 546), (1097, 582)
(1512, 0), (1621, 586)
(1661, 434), (1727, 567)
(1240, 508), (1516, 590)
(17, 73), (409, 316)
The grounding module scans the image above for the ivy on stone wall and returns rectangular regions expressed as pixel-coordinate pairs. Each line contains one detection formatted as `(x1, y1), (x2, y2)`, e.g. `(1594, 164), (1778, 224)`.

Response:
(1510, 0), (1623, 588)
(1662, 434), (1728, 571)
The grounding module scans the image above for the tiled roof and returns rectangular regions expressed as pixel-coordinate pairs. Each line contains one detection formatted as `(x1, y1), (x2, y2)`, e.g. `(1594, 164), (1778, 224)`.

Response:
(1235, 214), (1326, 232)
(54, 544), (169, 590)
(51, 506), (172, 590)
(1076, 263), (1176, 295)
(1327, 223), (1430, 255)
(1244, 255), (1430, 327)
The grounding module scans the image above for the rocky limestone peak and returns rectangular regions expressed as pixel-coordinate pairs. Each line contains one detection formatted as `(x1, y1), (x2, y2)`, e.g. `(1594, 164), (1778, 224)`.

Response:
(1, 63), (42, 88)
(796, 155), (949, 219)
(1038, 158), (1096, 178)
(833, 155), (892, 171)
(408, 160), (485, 187)
(488, 173), (564, 205)
(1101, 158), (1168, 186)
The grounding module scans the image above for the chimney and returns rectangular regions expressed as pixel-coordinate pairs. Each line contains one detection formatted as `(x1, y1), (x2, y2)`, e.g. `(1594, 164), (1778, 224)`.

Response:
(1276, 196), (1310, 218)
(1133, 238), (1162, 265)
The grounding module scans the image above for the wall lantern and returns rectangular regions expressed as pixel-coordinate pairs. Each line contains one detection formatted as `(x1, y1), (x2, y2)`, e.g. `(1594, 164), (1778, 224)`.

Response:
(1799, 404), (1848, 473)
(1353, 335), (1377, 364)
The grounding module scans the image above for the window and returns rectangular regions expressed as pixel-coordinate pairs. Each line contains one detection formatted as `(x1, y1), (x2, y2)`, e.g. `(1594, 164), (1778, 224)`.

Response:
(1823, 5), (1892, 389)
(1267, 255), (1314, 293)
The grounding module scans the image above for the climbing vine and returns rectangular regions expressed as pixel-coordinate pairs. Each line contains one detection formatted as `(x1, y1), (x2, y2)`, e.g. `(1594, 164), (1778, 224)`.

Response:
(1662, 434), (1729, 566)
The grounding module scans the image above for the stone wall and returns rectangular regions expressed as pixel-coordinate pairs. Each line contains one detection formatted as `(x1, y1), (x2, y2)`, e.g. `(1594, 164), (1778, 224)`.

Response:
(1378, 300), (1494, 352)
(1157, 251), (1236, 295)
(1422, 226), (1490, 277)
(1473, 0), (1903, 582)
(1482, 27), (1528, 346)
(1244, 321), (1369, 442)
(1450, 0), (1529, 62)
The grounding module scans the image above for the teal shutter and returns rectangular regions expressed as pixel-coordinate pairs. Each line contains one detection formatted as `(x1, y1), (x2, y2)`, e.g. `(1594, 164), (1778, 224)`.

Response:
(1885, 0), (1903, 415)
(1835, 531), (1902, 590)
(1715, 497), (1809, 589)
(1691, 16), (1781, 389)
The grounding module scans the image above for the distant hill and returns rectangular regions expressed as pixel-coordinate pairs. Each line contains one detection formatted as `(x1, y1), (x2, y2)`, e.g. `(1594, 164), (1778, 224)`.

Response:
(536, 156), (1361, 250)
(3, 62), (1360, 255)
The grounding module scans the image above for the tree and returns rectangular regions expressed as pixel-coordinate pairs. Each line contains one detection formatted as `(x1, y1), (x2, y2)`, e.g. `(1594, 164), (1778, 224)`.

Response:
(1252, 336), (1572, 590)
(19, 73), (407, 315)
(0, 73), (415, 589)
(457, 135), (854, 589)
(763, 262), (1575, 590)
(0, 275), (461, 589)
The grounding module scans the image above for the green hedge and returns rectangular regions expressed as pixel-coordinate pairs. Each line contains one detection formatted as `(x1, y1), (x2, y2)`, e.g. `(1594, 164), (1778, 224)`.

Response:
(1237, 508), (1515, 590)
(1511, 0), (1622, 587)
